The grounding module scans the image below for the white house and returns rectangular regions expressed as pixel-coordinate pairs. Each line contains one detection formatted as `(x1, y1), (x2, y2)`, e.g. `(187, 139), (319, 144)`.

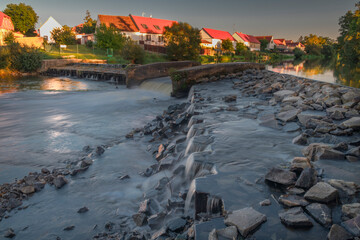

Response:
(254, 36), (275, 50)
(200, 28), (236, 49)
(38, 16), (62, 43)
(232, 32), (261, 51)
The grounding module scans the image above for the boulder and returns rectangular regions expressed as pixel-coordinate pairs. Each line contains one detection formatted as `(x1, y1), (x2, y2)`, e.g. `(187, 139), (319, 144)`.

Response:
(4, 228), (15, 238)
(224, 207), (266, 237)
(348, 147), (360, 157)
(295, 168), (317, 189)
(341, 117), (360, 130)
(132, 213), (147, 227)
(77, 207), (89, 214)
(276, 109), (300, 122)
(330, 110), (345, 120)
(209, 226), (238, 240)
(259, 199), (271, 206)
(224, 95), (237, 103)
(286, 187), (305, 195)
(274, 90), (295, 102)
(20, 186), (35, 194)
(342, 215), (360, 237)
(290, 157), (312, 172)
(297, 113), (323, 126)
(327, 224), (353, 240)
(304, 182), (338, 203)
(305, 203), (332, 227)
(302, 143), (345, 161)
(342, 203), (360, 219)
(292, 134), (308, 145)
(283, 96), (302, 104)
(279, 207), (313, 228)
(167, 217), (187, 233)
(284, 122), (301, 132)
(328, 179), (359, 196)
(342, 90), (360, 103)
(279, 195), (309, 207)
(265, 168), (297, 186)
(53, 176), (67, 189)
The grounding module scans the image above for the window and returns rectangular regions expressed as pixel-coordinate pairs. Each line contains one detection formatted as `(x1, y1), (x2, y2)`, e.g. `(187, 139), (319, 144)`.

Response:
(158, 36), (164, 42)
(141, 24), (149, 29)
(146, 35), (151, 41)
(153, 25), (160, 30)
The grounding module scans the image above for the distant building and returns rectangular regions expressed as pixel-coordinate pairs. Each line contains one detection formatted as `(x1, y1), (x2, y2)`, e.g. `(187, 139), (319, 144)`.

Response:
(232, 32), (260, 51)
(38, 16), (62, 43)
(273, 38), (287, 50)
(0, 11), (14, 45)
(287, 42), (305, 51)
(200, 28), (236, 54)
(254, 36), (275, 50)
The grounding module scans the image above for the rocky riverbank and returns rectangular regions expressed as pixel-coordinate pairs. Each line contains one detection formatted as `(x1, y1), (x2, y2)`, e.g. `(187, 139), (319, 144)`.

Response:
(1, 68), (360, 239)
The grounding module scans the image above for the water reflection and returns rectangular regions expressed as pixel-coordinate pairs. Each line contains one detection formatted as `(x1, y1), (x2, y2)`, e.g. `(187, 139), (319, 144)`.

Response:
(267, 58), (360, 88)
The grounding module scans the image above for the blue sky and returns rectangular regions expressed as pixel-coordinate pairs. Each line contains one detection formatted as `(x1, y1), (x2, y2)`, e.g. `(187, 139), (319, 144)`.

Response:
(0, 0), (357, 40)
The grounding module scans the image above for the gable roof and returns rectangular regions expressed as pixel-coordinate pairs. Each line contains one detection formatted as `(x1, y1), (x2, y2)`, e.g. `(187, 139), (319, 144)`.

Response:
(202, 28), (235, 41)
(274, 39), (286, 46)
(130, 15), (177, 34)
(0, 11), (14, 31)
(39, 16), (62, 31)
(97, 15), (138, 32)
(287, 42), (305, 48)
(234, 32), (260, 44)
(285, 40), (293, 45)
(254, 36), (273, 42)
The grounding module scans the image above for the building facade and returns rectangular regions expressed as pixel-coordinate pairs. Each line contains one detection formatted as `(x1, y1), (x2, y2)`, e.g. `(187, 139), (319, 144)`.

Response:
(38, 16), (62, 43)
(0, 11), (14, 46)
(232, 32), (261, 51)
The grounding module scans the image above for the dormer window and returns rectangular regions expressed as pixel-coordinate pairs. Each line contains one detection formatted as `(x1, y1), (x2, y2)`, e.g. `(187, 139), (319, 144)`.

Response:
(141, 24), (148, 29)
(153, 25), (160, 30)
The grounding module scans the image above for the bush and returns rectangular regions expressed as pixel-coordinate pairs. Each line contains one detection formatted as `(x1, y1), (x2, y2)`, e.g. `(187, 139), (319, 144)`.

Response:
(85, 40), (93, 48)
(121, 39), (145, 64)
(305, 44), (322, 56)
(293, 47), (305, 59)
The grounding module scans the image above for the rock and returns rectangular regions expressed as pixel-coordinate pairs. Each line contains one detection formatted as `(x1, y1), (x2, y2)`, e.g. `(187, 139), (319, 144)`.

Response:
(224, 95), (237, 103)
(341, 117), (360, 130)
(167, 197), (185, 209)
(342, 203), (360, 219)
(342, 90), (359, 103)
(167, 217), (187, 233)
(291, 157), (312, 172)
(276, 109), (300, 122)
(330, 110), (345, 120)
(226, 106), (239, 112)
(283, 96), (302, 104)
(295, 168), (317, 189)
(215, 226), (238, 239)
(151, 227), (168, 240)
(328, 179), (359, 196)
(20, 186), (35, 194)
(284, 122), (301, 132)
(305, 203), (332, 227)
(118, 175), (130, 180)
(327, 224), (353, 240)
(342, 215), (360, 237)
(77, 207), (89, 214)
(279, 207), (313, 228)
(80, 159), (93, 168)
(287, 187), (305, 195)
(325, 97), (342, 107)
(348, 147), (360, 157)
(303, 143), (345, 161)
(158, 157), (174, 171)
(156, 144), (166, 160)
(297, 113), (323, 126)
(63, 226), (75, 231)
(292, 133), (308, 145)
(41, 168), (50, 174)
(224, 207), (267, 237)
(105, 221), (114, 231)
(274, 90), (295, 102)
(132, 213), (147, 227)
(304, 182), (338, 203)
(95, 146), (105, 156)
(208, 229), (217, 240)
(147, 212), (166, 229)
(346, 155), (359, 162)
(139, 199), (159, 216)
(53, 176), (67, 189)
(265, 168), (297, 186)
(4, 228), (15, 238)
(155, 177), (169, 191)
(259, 199), (271, 206)
(279, 194), (309, 207)
(334, 142), (349, 152)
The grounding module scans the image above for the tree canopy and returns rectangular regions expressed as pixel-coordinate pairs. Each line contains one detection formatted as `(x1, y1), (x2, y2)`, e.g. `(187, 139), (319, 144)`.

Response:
(3, 3), (38, 36)
(235, 42), (248, 55)
(95, 24), (126, 50)
(259, 39), (268, 51)
(76, 10), (97, 34)
(51, 25), (76, 45)
(164, 22), (201, 61)
(221, 39), (234, 52)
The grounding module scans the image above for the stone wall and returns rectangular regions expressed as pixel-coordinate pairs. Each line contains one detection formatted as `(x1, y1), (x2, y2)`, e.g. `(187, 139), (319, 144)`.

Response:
(40, 59), (82, 72)
(171, 62), (265, 97)
(126, 61), (200, 87)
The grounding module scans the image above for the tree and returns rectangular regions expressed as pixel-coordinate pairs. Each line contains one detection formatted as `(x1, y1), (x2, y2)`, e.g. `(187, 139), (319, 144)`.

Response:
(4, 32), (15, 45)
(293, 47), (305, 59)
(235, 42), (248, 55)
(51, 25), (76, 45)
(259, 39), (269, 51)
(121, 39), (145, 64)
(3, 3), (38, 35)
(338, 1), (360, 65)
(221, 39), (234, 53)
(164, 22), (201, 61)
(76, 10), (97, 34)
(95, 24), (126, 50)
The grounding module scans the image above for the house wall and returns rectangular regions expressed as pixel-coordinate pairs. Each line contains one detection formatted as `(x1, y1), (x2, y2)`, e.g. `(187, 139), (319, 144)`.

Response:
(15, 37), (44, 48)
(39, 18), (62, 43)
(0, 29), (11, 46)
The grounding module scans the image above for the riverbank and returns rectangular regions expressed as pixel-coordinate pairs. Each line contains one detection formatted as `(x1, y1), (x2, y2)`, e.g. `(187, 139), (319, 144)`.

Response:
(1, 70), (360, 239)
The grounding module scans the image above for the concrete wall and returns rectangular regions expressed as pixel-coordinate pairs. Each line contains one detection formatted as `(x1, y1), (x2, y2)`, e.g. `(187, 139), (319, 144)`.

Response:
(126, 61), (200, 87)
(171, 62), (265, 97)
(40, 59), (82, 72)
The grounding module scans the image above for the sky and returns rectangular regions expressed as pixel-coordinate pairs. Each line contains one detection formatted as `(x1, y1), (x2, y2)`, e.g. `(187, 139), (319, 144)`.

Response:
(0, 0), (358, 41)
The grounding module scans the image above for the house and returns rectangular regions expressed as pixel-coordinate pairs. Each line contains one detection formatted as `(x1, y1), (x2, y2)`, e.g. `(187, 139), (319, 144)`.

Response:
(0, 11), (14, 45)
(273, 38), (287, 50)
(232, 32), (260, 51)
(254, 36), (275, 49)
(96, 15), (139, 41)
(200, 28), (236, 51)
(38, 16), (62, 43)
(287, 42), (305, 51)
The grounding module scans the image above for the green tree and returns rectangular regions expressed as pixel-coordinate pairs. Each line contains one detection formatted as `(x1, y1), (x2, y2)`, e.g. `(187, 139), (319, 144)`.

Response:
(338, 1), (360, 65)
(293, 47), (305, 59)
(76, 10), (97, 34)
(95, 24), (126, 50)
(235, 42), (248, 55)
(51, 25), (76, 45)
(221, 39), (234, 53)
(4, 32), (15, 45)
(121, 39), (145, 64)
(164, 22), (201, 61)
(3, 3), (38, 35)
(259, 39), (268, 51)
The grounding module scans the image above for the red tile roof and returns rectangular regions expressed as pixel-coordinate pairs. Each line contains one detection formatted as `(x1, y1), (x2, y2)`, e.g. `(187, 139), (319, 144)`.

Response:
(285, 40), (293, 45)
(201, 39), (212, 44)
(0, 11), (14, 31)
(130, 15), (177, 34)
(254, 36), (273, 42)
(202, 28), (235, 41)
(72, 23), (84, 33)
(274, 39), (286, 46)
(287, 42), (305, 48)
(98, 15), (138, 32)
(234, 32), (260, 44)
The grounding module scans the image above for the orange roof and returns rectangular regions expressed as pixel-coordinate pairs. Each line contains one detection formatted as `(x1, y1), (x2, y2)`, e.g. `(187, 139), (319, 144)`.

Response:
(202, 28), (235, 41)
(0, 11), (14, 31)
(254, 36), (273, 42)
(130, 15), (177, 34)
(234, 32), (260, 44)
(285, 40), (293, 45)
(72, 23), (84, 33)
(98, 15), (138, 32)
(274, 39), (286, 46)
(287, 42), (305, 48)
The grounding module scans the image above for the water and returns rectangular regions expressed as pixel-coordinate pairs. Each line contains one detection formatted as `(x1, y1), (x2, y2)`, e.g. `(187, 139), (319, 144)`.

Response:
(0, 76), (180, 239)
(267, 58), (360, 88)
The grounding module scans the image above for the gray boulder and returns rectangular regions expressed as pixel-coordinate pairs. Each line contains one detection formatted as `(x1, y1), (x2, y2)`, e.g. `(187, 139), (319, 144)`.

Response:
(328, 179), (359, 196)
(276, 109), (300, 122)
(302, 143), (345, 161)
(342, 203), (360, 219)
(305, 203), (332, 227)
(274, 90), (295, 102)
(279, 195), (309, 207)
(279, 207), (313, 228)
(342, 215), (360, 237)
(327, 224), (353, 240)
(290, 157), (312, 172)
(265, 168), (297, 186)
(53, 176), (67, 189)
(304, 182), (338, 203)
(341, 117), (360, 130)
(295, 168), (317, 189)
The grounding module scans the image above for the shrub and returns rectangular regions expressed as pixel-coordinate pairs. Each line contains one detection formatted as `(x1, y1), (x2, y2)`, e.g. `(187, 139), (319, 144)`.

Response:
(293, 47), (305, 59)
(121, 39), (145, 64)
(85, 40), (93, 48)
